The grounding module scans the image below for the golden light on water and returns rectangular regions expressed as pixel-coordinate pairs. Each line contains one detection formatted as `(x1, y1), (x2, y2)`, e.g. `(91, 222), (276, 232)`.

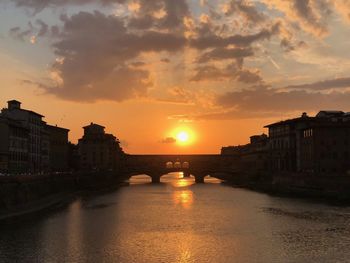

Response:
(176, 178), (192, 187)
(173, 190), (193, 209)
(172, 173), (194, 187)
(171, 172), (194, 209)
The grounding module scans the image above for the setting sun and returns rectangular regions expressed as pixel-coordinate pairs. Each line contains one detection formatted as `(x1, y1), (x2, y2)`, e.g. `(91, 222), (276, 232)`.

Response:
(172, 127), (196, 146)
(177, 131), (189, 143)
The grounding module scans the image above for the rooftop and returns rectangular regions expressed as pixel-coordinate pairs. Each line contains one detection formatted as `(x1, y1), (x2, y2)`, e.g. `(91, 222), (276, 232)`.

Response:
(83, 122), (106, 129)
(264, 110), (350, 128)
(7, 100), (21, 104)
(46, 124), (70, 132)
(5, 100), (44, 117)
(264, 116), (314, 128)
(21, 109), (44, 118)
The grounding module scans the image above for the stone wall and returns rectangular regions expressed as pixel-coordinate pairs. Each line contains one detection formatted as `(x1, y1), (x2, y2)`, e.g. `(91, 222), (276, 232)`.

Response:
(0, 172), (126, 216)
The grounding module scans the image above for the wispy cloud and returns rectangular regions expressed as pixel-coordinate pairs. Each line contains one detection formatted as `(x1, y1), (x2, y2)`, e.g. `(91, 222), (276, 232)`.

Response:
(160, 137), (176, 143)
(285, 77), (350, 91)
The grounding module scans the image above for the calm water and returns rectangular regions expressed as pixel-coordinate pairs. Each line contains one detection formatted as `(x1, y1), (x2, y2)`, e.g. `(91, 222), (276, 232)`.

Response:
(1, 173), (350, 263)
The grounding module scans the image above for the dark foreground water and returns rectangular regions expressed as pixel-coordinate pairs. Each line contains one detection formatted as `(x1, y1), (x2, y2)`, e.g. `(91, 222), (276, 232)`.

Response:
(1, 173), (350, 263)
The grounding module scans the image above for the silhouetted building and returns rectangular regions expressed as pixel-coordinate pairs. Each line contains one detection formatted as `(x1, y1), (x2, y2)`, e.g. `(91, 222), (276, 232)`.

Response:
(0, 100), (69, 174)
(221, 145), (242, 156)
(264, 115), (301, 173)
(1, 100), (47, 172)
(68, 142), (80, 171)
(0, 116), (29, 173)
(242, 134), (269, 173)
(78, 123), (124, 171)
(46, 125), (69, 172)
(265, 111), (350, 175)
(221, 134), (268, 174)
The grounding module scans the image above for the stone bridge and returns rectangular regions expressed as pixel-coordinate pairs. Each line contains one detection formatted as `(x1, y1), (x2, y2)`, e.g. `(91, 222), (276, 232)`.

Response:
(124, 154), (239, 183)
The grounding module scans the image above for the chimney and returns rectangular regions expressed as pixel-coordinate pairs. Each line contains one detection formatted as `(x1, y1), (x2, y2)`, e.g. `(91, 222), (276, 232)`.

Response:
(301, 112), (308, 118)
(7, 100), (21, 110)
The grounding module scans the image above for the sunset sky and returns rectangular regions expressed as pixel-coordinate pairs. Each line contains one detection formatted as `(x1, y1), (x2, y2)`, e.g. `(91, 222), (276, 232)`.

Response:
(1, 0), (350, 154)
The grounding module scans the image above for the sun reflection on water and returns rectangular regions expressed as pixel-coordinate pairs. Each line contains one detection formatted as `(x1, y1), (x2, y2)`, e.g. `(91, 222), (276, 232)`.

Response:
(177, 249), (194, 263)
(173, 177), (194, 187)
(173, 190), (193, 209)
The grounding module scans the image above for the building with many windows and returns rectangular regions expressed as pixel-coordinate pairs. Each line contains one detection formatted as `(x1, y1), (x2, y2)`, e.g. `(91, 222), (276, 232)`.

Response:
(0, 100), (69, 174)
(222, 111), (350, 177)
(46, 124), (70, 172)
(221, 134), (269, 174)
(1, 100), (47, 172)
(265, 111), (350, 175)
(0, 116), (29, 173)
(78, 123), (124, 171)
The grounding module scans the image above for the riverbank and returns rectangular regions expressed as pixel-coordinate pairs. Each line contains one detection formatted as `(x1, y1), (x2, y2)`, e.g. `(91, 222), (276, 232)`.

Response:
(3, 171), (350, 220)
(0, 172), (127, 221)
(228, 172), (350, 204)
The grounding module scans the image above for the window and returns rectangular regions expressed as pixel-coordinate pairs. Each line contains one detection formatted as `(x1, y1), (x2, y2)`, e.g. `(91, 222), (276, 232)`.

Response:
(304, 129), (313, 138)
(166, 162), (173, 168)
(174, 162), (181, 168)
(182, 162), (189, 168)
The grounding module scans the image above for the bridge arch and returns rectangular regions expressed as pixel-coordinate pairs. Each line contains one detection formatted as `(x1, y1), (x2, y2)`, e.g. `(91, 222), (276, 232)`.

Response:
(129, 172), (183, 184)
(128, 173), (153, 183)
(128, 171), (228, 184)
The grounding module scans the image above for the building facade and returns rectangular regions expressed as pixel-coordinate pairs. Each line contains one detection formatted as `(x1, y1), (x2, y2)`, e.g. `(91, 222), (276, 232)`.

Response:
(299, 112), (350, 174)
(0, 100), (69, 174)
(0, 116), (29, 173)
(68, 142), (80, 171)
(78, 123), (124, 171)
(264, 115), (303, 173)
(46, 125), (69, 172)
(221, 134), (269, 174)
(265, 111), (350, 175)
(1, 100), (47, 172)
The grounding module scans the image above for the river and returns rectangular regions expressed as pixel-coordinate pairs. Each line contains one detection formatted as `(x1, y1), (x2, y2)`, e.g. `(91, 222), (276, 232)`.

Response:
(1, 173), (350, 262)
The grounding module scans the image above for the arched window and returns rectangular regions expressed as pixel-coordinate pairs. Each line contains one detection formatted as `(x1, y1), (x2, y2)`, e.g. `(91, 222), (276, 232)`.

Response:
(174, 161), (181, 168)
(182, 162), (189, 168)
(166, 162), (173, 169)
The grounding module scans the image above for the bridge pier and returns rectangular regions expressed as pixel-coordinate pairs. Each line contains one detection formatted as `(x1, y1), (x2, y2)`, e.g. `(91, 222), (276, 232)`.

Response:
(183, 171), (190, 177)
(151, 175), (161, 184)
(194, 174), (206, 183)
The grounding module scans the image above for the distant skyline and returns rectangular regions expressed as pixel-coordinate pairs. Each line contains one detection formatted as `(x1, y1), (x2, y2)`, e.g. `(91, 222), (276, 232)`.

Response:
(1, 0), (350, 153)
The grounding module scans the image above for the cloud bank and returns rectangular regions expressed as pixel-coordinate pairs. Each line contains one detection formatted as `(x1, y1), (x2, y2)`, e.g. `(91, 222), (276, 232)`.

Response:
(7, 0), (350, 118)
